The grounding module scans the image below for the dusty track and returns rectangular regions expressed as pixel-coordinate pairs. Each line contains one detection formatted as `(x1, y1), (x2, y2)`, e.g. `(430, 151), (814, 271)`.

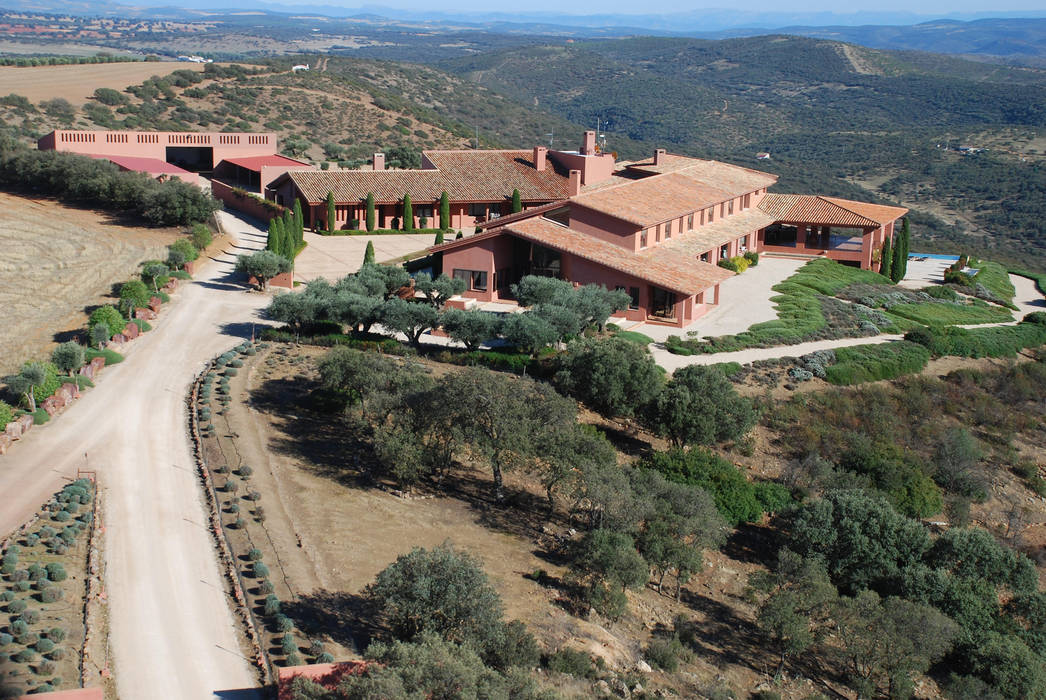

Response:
(0, 210), (271, 698)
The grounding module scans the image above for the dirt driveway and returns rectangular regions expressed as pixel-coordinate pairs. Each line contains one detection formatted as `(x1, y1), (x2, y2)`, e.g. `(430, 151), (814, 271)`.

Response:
(0, 210), (270, 698)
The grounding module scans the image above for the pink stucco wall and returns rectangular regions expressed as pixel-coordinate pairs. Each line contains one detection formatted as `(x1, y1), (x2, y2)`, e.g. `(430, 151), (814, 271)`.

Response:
(40, 129), (277, 165)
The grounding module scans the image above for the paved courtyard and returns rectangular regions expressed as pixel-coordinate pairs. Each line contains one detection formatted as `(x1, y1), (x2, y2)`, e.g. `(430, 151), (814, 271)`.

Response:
(295, 231), (436, 282)
(615, 256), (806, 341)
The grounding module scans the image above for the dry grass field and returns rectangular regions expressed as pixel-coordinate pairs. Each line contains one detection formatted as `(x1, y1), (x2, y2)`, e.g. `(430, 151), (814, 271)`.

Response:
(0, 61), (205, 104)
(0, 192), (179, 375)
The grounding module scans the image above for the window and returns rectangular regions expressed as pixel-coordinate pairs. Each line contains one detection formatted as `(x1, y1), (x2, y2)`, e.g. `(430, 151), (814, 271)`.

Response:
(720, 244), (729, 259)
(628, 286), (640, 310)
(742, 193), (751, 209)
(728, 200), (734, 215)
(699, 210), (705, 226)
(687, 213), (694, 230)
(640, 231), (648, 248)
(655, 226), (661, 244)
(700, 252), (709, 262)
(452, 269), (488, 292)
(468, 203), (488, 218)
(720, 203), (726, 218)
(416, 205), (434, 219)
(665, 220), (673, 237)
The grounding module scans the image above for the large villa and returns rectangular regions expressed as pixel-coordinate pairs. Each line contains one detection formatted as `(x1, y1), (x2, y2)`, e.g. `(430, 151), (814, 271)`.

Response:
(39, 128), (906, 326)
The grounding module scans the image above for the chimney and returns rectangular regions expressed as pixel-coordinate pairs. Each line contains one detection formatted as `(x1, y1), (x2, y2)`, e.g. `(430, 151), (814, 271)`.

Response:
(533, 146), (547, 172)
(654, 148), (666, 166)
(569, 169), (582, 196)
(581, 130), (596, 156)
(373, 153), (385, 171)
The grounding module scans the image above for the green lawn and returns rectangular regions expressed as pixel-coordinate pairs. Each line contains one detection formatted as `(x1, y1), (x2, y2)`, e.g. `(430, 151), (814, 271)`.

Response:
(969, 260), (1016, 303)
(613, 330), (655, 345)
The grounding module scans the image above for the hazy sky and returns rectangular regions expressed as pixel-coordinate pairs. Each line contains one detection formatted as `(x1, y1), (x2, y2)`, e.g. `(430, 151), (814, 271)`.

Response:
(337, 0), (1043, 13)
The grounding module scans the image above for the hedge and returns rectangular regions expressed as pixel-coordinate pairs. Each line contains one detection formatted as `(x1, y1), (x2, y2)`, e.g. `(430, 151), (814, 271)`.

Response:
(84, 348), (123, 365)
(315, 228), (443, 236)
(824, 341), (931, 385)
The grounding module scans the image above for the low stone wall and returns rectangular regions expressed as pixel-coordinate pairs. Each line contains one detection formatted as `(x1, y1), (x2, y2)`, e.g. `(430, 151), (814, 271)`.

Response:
(187, 367), (271, 685)
(81, 477), (106, 688)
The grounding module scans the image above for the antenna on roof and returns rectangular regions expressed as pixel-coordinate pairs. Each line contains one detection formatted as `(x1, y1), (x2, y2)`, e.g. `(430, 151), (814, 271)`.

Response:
(546, 129), (554, 149)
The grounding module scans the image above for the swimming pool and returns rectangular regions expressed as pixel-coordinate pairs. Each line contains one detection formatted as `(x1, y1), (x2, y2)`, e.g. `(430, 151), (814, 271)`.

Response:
(909, 253), (960, 261)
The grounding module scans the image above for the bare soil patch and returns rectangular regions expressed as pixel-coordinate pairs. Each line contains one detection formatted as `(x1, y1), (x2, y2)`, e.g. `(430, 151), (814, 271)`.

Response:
(0, 192), (179, 375)
(211, 343), (816, 697)
(0, 61), (205, 104)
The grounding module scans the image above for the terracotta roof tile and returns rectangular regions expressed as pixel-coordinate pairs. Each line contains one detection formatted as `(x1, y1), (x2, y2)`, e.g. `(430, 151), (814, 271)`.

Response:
(653, 208), (777, 258)
(505, 217), (733, 295)
(571, 156), (778, 227)
(220, 154), (312, 171)
(759, 194), (907, 228)
(282, 150), (571, 204)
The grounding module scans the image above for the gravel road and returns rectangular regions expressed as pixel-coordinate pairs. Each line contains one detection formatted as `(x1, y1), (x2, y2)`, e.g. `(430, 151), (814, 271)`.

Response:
(0, 210), (271, 698)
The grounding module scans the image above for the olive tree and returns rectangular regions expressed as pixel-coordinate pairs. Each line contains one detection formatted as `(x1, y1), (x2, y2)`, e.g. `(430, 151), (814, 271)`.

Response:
(413, 272), (466, 308)
(51, 342), (85, 377)
(643, 364), (757, 447)
(381, 298), (439, 346)
(235, 250), (291, 290)
(440, 309), (500, 351)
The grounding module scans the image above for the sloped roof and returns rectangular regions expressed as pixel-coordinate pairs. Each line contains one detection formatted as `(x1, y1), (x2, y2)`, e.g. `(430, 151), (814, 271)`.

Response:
(570, 155), (778, 228)
(505, 217), (733, 295)
(655, 208), (777, 258)
(279, 150), (571, 204)
(759, 194), (907, 228)
(220, 154), (312, 171)
(89, 154), (189, 175)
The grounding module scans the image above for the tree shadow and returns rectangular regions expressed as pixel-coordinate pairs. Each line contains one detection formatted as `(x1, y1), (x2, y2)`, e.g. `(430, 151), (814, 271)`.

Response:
(678, 590), (769, 672)
(283, 589), (374, 654)
(217, 320), (270, 341)
(722, 523), (784, 566)
(52, 328), (83, 344)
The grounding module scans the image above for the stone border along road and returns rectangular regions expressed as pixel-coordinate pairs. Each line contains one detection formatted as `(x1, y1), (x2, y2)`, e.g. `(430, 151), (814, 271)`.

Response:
(0, 210), (273, 699)
(650, 273), (1046, 372)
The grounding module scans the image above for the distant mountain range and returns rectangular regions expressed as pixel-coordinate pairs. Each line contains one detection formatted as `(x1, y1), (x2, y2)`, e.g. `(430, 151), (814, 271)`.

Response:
(2, 0), (1045, 63)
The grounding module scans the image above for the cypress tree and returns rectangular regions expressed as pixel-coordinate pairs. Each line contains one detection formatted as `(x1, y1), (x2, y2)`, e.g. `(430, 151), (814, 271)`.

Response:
(511, 188), (522, 213)
(403, 193), (414, 232)
(282, 222), (295, 260)
(283, 210), (296, 253)
(325, 191), (336, 233)
(439, 191), (450, 231)
(266, 218), (279, 254)
(880, 234), (892, 280)
(271, 216), (285, 257)
(293, 199), (304, 239)
(891, 232), (905, 283)
(434, 230), (445, 245)
(899, 218), (910, 280)
(364, 240), (375, 266)
(365, 192), (376, 232)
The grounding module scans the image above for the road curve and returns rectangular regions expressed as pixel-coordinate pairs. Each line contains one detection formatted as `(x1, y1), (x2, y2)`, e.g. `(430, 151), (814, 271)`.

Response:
(0, 211), (272, 698)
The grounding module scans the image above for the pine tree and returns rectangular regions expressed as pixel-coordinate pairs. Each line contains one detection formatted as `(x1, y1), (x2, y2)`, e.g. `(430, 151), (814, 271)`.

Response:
(511, 188), (522, 213)
(880, 234), (892, 280)
(439, 191), (450, 231)
(403, 193), (414, 232)
(364, 240), (375, 266)
(293, 198), (304, 240)
(366, 192), (376, 232)
(325, 191), (336, 233)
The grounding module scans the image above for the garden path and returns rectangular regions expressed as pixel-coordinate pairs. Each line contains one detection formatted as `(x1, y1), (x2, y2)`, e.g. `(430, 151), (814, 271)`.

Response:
(0, 210), (271, 698)
(651, 273), (1044, 372)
